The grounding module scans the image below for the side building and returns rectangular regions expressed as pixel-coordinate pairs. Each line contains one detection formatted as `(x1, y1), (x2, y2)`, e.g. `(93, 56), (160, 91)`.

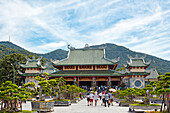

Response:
(123, 55), (151, 88)
(50, 45), (123, 89)
(18, 56), (45, 86)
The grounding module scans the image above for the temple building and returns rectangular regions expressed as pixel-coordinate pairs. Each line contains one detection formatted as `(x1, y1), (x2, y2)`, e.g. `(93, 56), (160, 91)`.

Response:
(123, 55), (151, 88)
(18, 56), (45, 85)
(18, 45), (159, 89)
(50, 45), (123, 89)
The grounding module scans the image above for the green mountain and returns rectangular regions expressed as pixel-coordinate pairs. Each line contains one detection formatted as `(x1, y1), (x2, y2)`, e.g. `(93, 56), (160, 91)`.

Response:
(0, 41), (26, 51)
(0, 41), (169, 74)
(37, 49), (68, 61)
(0, 44), (35, 59)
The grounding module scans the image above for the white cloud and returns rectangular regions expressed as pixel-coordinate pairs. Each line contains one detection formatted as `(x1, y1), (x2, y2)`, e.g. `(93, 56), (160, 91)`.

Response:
(0, 0), (169, 60)
(30, 41), (67, 53)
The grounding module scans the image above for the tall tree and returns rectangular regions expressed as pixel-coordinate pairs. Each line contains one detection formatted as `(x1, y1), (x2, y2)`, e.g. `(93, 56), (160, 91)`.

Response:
(0, 53), (26, 85)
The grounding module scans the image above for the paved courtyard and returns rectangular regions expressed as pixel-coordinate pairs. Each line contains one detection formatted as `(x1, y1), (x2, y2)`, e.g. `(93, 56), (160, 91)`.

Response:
(22, 99), (148, 113)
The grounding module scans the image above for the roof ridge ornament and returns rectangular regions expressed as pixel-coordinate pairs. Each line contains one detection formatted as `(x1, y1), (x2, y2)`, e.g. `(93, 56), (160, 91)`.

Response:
(112, 57), (120, 62)
(145, 60), (151, 65)
(67, 44), (75, 49)
(36, 56), (42, 61)
(127, 54), (133, 59)
(85, 44), (89, 48)
(139, 55), (146, 59)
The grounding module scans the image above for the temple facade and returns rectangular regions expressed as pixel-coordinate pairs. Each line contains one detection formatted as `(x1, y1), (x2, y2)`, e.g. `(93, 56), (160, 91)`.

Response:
(50, 45), (123, 89)
(123, 55), (151, 88)
(18, 56), (45, 86)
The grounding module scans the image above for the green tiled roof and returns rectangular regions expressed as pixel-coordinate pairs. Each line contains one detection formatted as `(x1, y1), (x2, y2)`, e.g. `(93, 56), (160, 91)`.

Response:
(146, 68), (159, 79)
(50, 70), (123, 77)
(19, 73), (41, 76)
(127, 59), (150, 67)
(127, 72), (150, 76)
(20, 61), (41, 68)
(53, 48), (118, 66)
(20, 56), (45, 69)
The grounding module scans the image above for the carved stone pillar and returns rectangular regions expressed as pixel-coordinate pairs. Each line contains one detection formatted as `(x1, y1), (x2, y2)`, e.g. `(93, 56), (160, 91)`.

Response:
(92, 77), (96, 87)
(74, 77), (77, 85)
(108, 77), (111, 87)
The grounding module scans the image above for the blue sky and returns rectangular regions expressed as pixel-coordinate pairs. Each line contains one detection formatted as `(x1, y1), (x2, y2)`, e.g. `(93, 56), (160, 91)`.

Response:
(0, 0), (170, 60)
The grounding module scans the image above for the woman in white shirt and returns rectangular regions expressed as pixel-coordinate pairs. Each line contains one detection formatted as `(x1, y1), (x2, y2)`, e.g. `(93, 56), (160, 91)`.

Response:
(89, 92), (94, 106)
(94, 92), (98, 106)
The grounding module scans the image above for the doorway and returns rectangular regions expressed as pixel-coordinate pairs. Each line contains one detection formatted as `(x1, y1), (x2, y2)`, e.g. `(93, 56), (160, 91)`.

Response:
(79, 81), (91, 90)
(97, 81), (107, 87)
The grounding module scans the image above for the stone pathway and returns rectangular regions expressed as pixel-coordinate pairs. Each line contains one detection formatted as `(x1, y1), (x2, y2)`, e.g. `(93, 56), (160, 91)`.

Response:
(53, 99), (129, 113)
(23, 99), (130, 113)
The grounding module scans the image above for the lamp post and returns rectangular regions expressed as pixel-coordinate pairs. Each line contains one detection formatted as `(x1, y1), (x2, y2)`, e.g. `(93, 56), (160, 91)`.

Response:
(11, 63), (15, 84)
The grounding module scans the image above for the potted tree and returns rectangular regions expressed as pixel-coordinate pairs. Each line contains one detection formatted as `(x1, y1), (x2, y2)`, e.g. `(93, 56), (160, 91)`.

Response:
(129, 85), (161, 112)
(119, 88), (141, 106)
(48, 77), (71, 106)
(0, 81), (31, 112)
(24, 76), (54, 112)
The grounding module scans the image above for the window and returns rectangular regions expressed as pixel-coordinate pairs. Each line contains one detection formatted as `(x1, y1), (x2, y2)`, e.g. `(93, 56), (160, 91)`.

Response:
(79, 66), (92, 69)
(96, 65), (107, 69)
(64, 66), (75, 69)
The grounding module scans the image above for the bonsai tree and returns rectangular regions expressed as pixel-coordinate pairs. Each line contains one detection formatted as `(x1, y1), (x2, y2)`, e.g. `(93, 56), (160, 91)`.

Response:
(24, 76), (51, 101)
(48, 77), (68, 100)
(0, 81), (30, 112)
(143, 85), (154, 104)
(153, 72), (170, 112)
(117, 88), (137, 102)
(68, 85), (79, 100)
(117, 90), (127, 99)
(55, 77), (67, 100)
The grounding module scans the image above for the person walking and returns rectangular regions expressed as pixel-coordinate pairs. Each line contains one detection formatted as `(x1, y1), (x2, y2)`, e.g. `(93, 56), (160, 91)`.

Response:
(87, 92), (90, 106)
(89, 91), (94, 106)
(105, 92), (110, 107)
(109, 91), (114, 106)
(99, 92), (102, 100)
(94, 92), (98, 106)
(101, 91), (105, 106)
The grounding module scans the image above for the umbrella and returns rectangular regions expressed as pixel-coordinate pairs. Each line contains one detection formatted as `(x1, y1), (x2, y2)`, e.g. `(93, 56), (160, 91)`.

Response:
(109, 88), (116, 92)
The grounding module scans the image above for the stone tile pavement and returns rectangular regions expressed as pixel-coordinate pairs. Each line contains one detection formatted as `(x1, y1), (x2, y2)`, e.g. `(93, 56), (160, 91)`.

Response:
(0, 98), (159, 113)
(22, 99), (148, 113)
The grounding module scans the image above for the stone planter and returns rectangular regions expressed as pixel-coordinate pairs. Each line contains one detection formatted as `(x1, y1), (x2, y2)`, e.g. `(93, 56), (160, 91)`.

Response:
(119, 102), (130, 106)
(151, 99), (163, 103)
(129, 105), (161, 111)
(116, 99), (126, 103)
(54, 100), (71, 106)
(31, 101), (54, 112)
(71, 100), (78, 103)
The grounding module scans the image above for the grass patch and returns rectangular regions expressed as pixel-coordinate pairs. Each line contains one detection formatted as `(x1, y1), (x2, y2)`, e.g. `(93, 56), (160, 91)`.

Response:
(151, 97), (162, 100)
(18, 110), (36, 113)
(52, 99), (70, 101)
(120, 101), (141, 104)
(130, 104), (161, 106)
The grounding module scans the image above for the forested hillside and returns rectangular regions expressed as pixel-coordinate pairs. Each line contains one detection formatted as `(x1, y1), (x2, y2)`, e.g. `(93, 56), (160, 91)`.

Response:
(0, 41), (169, 74)
(0, 45), (35, 59)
